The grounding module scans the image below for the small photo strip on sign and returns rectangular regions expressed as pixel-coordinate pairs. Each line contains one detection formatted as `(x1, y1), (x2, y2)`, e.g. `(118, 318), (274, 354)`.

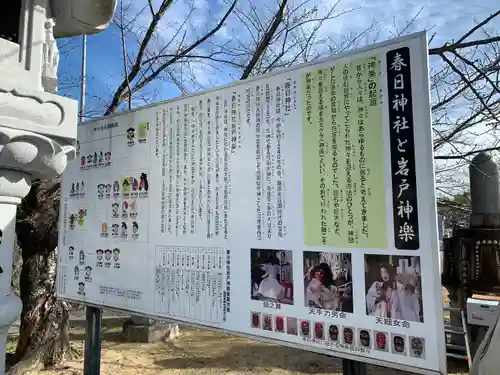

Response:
(303, 251), (353, 313)
(287, 317), (298, 335)
(374, 331), (389, 352)
(410, 336), (426, 359)
(251, 313), (313, 338)
(364, 255), (423, 323)
(250, 248), (294, 305)
(358, 328), (372, 349)
(328, 324), (339, 341)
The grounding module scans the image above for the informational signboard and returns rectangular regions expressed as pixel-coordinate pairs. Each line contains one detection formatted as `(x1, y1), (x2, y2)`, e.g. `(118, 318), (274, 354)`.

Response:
(56, 31), (446, 375)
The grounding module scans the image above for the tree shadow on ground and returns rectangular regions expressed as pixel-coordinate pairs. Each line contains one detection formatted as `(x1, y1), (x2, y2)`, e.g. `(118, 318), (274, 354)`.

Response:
(153, 341), (469, 375)
(64, 325), (470, 375)
(155, 343), (343, 374)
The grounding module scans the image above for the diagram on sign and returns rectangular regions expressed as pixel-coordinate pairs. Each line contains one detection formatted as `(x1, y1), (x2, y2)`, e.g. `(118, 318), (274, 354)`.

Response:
(77, 281), (85, 296)
(105, 202), (143, 241)
(69, 180), (86, 199)
(121, 172), (149, 197)
(91, 167), (149, 242)
(67, 207), (88, 231)
(96, 173), (148, 200)
(66, 244), (96, 297)
(96, 248), (121, 268)
(80, 150), (112, 170)
(126, 122), (148, 147)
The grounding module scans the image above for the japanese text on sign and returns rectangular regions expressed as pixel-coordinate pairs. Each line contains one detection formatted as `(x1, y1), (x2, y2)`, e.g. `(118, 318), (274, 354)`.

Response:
(302, 57), (387, 248)
(386, 47), (420, 250)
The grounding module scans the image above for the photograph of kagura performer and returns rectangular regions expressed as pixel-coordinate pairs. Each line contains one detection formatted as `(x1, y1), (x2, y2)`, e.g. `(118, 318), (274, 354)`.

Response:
(250, 248), (294, 305)
(303, 251), (353, 313)
(364, 255), (423, 323)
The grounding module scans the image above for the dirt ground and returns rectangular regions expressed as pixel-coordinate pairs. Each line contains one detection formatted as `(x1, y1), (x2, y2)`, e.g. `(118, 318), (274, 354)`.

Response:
(8, 325), (468, 375)
(6, 289), (468, 375)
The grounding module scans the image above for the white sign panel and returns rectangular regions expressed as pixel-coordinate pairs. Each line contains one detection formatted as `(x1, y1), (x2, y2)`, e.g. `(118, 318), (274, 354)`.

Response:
(56, 32), (446, 375)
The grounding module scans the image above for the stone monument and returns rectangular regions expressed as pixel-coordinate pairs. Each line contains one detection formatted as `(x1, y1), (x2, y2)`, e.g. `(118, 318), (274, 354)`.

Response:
(0, 1), (116, 373)
(442, 152), (500, 355)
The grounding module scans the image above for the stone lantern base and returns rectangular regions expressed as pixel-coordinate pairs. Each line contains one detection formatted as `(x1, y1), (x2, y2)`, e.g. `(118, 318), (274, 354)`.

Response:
(121, 317), (180, 343)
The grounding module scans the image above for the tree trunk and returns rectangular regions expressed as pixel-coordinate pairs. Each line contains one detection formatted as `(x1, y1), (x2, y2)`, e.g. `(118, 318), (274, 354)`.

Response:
(10, 180), (75, 374)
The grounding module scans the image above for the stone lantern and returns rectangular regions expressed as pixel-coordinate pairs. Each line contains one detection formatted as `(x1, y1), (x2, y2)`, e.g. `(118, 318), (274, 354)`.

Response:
(0, 1), (116, 373)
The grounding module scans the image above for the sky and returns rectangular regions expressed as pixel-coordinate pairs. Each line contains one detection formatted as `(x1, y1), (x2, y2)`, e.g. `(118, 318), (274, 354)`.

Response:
(58, 0), (498, 110)
(56, 0), (499, 192)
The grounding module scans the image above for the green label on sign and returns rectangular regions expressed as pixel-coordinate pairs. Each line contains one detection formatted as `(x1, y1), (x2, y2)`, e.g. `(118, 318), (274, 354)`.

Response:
(302, 56), (387, 248)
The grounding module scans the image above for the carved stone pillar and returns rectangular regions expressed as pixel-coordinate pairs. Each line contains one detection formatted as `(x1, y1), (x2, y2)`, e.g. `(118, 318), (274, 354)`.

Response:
(0, 170), (27, 373)
(0, 1), (115, 373)
(0, 34), (77, 375)
(0, 120), (76, 374)
(0, 0), (79, 370)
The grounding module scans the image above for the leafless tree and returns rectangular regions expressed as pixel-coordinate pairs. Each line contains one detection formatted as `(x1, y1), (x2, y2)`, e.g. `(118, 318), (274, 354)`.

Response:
(10, 1), (500, 372)
(11, 0), (366, 372)
(427, 10), (500, 194)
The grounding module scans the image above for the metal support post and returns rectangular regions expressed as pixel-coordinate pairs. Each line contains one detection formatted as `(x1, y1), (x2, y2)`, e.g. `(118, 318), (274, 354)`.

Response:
(80, 34), (103, 375)
(342, 359), (367, 375)
(83, 306), (102, 375)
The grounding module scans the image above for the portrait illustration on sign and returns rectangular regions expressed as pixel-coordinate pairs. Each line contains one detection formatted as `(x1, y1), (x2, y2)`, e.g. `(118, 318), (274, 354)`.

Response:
(139, 173), (149, 192)
(137, 122), (148, 143)
(127, 127), (135, 141)
(97, 183), (105, 198)
(77, 282), (85, 296)
(111, 202), (119, 218)
(79, 250), (85, 265)
(251, 312), (260, 328)
(122, 177), (131, 194)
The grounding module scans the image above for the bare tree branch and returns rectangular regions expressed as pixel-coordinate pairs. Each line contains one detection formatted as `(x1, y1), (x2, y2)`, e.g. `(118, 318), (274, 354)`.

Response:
(104, 0), (175, 115)
(117, 1), (133, 110)
(240, 0), (288, 79)
(104, 0), (237, 114)
(439, 53), (499, 124)
(434, 146), (500, 160)
(429, 35), (500, 55)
